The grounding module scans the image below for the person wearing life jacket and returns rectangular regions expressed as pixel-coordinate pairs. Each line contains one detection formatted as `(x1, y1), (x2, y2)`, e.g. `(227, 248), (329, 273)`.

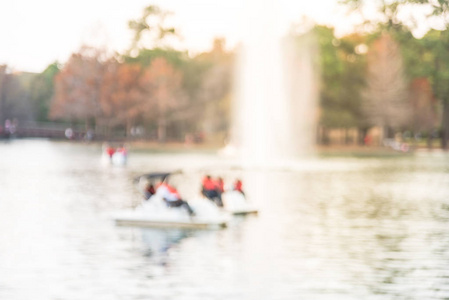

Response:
(201, 175), (222, 206)
(201, 175), (216, 197)
(116, 145), (127, 157)
(233, 179), (245, 196)
(156, 181), (195, 216)
(215, 177), (224, 194)
(213, 177), (225, 207)
(144, 183), (156, 200)
(105, 145), (115, 158)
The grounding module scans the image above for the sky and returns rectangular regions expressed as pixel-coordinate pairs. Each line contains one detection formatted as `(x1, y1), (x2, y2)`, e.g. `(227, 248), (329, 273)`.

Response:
(0, 0), (359, 73)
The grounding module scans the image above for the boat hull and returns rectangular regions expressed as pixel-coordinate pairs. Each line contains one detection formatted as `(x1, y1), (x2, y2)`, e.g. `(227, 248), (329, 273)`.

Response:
(112, 196), (230, 229)
(114, 217), (227, 229)
(222, 191), (259, 215)
(228, 209), (258, 216)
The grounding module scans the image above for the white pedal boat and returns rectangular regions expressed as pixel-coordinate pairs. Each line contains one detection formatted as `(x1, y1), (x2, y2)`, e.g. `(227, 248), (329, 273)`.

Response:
(113, 194), (230, 229)
(111, 151), (127, 165)
(101, 143), (128, 166)
(222, 190), (258, 215)
(101, 152), (127, 165)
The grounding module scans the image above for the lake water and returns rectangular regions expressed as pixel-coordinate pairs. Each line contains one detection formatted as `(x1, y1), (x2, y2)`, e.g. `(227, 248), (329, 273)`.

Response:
(1, 139), (449, 300)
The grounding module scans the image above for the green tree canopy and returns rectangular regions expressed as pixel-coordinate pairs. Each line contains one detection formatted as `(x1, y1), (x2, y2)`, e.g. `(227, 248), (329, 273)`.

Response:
(29, 62), (60, 122)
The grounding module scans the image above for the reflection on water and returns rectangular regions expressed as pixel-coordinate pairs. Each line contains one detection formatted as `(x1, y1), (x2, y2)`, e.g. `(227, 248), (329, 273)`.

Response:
(141, 228), (188, 256)
(1, 140), (449, 299)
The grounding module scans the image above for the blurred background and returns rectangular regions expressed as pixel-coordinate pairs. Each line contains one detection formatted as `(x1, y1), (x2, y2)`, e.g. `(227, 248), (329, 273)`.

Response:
(1, 0), (448, 151)
(2, 1), (449, 299)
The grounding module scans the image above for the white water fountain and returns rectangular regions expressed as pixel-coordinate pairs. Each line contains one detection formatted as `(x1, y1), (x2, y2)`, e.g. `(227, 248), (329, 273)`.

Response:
(227, 0), (318, 166)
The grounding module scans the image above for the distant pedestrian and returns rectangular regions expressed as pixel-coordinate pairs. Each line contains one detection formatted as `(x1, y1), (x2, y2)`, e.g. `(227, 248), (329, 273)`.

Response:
(364, 134), (372, 146)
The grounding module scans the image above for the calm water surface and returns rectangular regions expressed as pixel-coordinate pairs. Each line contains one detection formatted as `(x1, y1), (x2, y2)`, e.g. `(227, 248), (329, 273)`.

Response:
(1, 139), (449, 299)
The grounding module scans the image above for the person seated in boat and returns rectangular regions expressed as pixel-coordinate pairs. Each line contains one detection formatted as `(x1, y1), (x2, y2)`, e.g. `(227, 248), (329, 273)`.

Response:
(201, 175), (215, 198)
(144, 183), (156, 200)
(115, 145), (127, 156)
(105, 144), (115, 158)
(215, 177), (224, 194)
(201, 175), (223, 206)
(156, 182), (195, 216)
(213, 177), (225, 207)
(233, 179), (245, 196)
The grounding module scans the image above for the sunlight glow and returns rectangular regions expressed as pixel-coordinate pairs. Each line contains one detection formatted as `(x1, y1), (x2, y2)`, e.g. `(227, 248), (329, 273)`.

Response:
(1, 0), (349, 72)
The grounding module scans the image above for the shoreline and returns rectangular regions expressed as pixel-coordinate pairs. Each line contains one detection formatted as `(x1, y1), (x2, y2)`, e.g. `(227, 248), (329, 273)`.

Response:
(117, 140), (448, 156)
(16, 138), (447, 156)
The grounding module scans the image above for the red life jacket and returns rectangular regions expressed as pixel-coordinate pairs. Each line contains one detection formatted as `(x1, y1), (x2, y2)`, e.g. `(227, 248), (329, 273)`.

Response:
(234, 180), (243, 192)
(159, 182), (181, 198)
(106, 147), (115, 157)
(202, 178), (216, 190)
(215, 180), (224, 193)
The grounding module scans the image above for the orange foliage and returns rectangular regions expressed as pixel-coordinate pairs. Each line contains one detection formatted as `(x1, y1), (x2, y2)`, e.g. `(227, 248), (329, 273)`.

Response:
(51, 51), (105, 121)
(143, 57), (184, 113)
(50, 49), (184, 138)
(409, 78), (439, 131)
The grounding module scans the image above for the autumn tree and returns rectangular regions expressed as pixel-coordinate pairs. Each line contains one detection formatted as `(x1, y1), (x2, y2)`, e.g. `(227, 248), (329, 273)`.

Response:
(144, 57), (185, 142)
(409, 78), (438, 146)
(51, 47), (189, 140)
(100, 60), (151, 137)
(362, 32), (410, 138)
(50, 46), (107, 131)
(341, 0), (449, 147)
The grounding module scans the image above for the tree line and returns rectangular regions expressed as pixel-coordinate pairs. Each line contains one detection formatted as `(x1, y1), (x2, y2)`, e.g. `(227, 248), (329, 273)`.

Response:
(0, 3), (447, 147)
